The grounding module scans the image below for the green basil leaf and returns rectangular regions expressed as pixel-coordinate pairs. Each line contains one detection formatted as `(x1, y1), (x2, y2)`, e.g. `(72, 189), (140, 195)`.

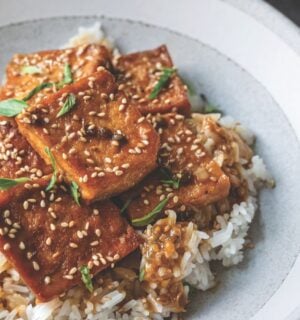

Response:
(56, 93), (76, 118)
(63, 64), (73, 84)
(148, 67), (176, 100)
(0, 99), (28, 117)
(0, 177), (30, 190)
(80, 265), (93, 293)
(70, 181), (80, 205)
(44, 147), (57, 191)
(131, 197), (169, 227)
(21, 65), (41, 75)
(23, 82), (53, 101)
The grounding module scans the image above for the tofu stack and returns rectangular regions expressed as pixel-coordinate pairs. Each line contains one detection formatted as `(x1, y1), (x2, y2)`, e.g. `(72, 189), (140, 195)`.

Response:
(0, 43), (234, 302)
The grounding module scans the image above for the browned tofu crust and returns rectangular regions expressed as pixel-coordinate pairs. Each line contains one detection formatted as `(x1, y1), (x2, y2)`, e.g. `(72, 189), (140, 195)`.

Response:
(0, 176), (140, 301)
(120, 113), (230, 221)
(16, 69), (160, 202)
(114, 45), (191, 115)
(3, 44), (112, 103)
(0, 90), (52, 205)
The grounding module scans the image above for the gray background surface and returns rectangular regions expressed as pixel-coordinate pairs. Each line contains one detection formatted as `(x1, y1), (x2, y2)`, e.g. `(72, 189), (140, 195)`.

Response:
(267, 0), (300, 25)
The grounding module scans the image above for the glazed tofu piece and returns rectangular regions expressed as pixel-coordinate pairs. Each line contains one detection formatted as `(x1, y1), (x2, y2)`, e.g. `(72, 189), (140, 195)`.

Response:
(114, 45), (191, 115)
(16, 69), (160, 202)
(3, 44), (112, 103)
(0, 176), (140, 301)
(120, 113), (230, 221)
(0, 91), (52, 205)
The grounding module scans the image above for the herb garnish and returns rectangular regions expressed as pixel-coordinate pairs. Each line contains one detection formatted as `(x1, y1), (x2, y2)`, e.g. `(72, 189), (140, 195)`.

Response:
(23, 82), (53, 102)
(70, 181), (80, 205)
(0, 99), (28, 117)
(80, 265), (93, 293)
(21, 65), (41, 75)
(56, 93), (76, 118)
(44, 147), (57, 191)
(0, 177), (30, 190)
(55, 64), (73, 89)
(120, 198), (132, 213)
(159, 167), (180, 189)
(148, 67), (176, 100)
(63, 64), (73, 85)
(201, 94), (222, 114)
(131, 197), (169, 227)
(139, 267), (145, 282)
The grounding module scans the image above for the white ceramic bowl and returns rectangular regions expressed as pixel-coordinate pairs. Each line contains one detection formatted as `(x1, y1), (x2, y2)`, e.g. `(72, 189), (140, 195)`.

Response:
(0, 1), (299, 319)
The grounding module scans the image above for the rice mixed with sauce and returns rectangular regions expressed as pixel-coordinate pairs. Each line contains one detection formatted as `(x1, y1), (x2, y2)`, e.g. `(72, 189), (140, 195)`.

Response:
(0, 23), (273, 320)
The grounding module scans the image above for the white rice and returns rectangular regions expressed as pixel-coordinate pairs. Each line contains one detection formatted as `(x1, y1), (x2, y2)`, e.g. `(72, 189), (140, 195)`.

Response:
(0, 23), (273, 320)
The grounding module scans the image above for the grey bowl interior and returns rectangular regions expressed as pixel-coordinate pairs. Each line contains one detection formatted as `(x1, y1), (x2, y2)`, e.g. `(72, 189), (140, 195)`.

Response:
(0, 16), (300, 320)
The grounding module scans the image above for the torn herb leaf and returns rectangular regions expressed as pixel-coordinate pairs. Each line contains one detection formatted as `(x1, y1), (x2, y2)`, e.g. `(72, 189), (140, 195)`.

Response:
(56, 93), (76, 118)
(149, 67), (176, 100)
(80, 265), (93, 293)
(0, 177), (30, 190)
(44, 147), (57, 191)
(21, 65), (41, 75)
(63, 64), (73, 85)
(131, 197), (169, 227)
(23, 82), (53, 101)
(0, 99), (28, 117)
(139, 268), (145, 282)
(70, 181), (80, 205)
(120, 198), (132, 213)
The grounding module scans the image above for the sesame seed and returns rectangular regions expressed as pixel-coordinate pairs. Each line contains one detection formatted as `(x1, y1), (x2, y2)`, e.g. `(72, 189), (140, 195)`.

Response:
(61, 222), (68, 228)
(23, 201), (29, 210)
(69, 242), (78, 248)
(82, 175), (88, 183)
(90, 241), (99, 247)
(69, 267), (77, 275)
(19, 242), (25, 250)
(173, 196), (179, 203)
(137, 117), (145, 124)
(115, 170), (123, 176)
(95, 229), (101, 237)
(69, 221), (75, 228)
(44, 276), (51, 285)
(121, 163), (130, 169)
(93, 209), (99, 215)
(100, 257), (107, 265)
(46, 237), (52, 246)
(40, 200), (46, 208)
(119, 104), (125, 111)
(77, 230), (83, 239)
(63, 275), (73, 280)
(32, 261), (40, 271)
(104, 157), (112, 164)
(50, 223), (56, 231)
(3, 243), (10, 251)
(85, 222), (89, 230)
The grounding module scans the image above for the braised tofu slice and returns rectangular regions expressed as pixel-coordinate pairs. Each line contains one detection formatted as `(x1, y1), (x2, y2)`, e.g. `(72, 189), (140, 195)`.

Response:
(16, 69), (160, 202)
(0, 176), (140, 301)
(120, 113), (230, 221)
(3, 44), (112, 103)
(115, 45), (191, 115)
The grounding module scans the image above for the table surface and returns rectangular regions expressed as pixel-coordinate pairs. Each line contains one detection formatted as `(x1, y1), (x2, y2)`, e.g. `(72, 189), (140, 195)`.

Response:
(267, 0), (300, 26)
